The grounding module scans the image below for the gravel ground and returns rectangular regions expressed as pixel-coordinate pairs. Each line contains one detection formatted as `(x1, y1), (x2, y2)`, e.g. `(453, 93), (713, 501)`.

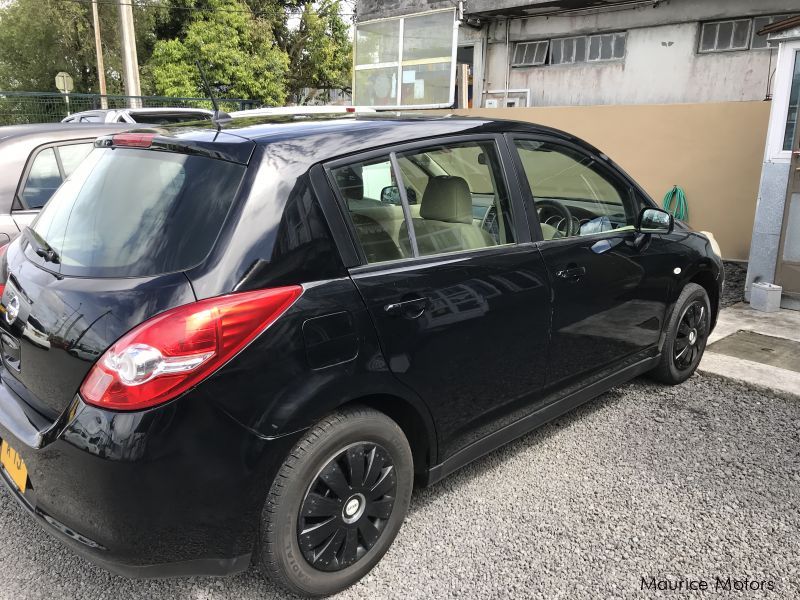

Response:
(2, 373), (798, 600)
(722, 261), (747, 309)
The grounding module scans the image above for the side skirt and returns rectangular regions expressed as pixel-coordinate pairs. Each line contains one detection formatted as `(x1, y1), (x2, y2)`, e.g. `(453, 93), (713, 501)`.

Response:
(422, 355), (660, 486)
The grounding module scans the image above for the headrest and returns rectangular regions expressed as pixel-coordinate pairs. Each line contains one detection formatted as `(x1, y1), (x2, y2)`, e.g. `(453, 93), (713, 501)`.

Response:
(420, 176), (472, 224)
(334, 165), (363, 201)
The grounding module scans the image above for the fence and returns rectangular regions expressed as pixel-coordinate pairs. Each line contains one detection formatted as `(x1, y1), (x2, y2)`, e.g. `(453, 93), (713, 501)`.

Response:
(0, 91), (259, 126)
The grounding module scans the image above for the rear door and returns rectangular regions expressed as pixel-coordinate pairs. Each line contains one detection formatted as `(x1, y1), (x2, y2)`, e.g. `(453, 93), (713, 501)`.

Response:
(508, 134), (673, 388)
(326, 135), (552, 461)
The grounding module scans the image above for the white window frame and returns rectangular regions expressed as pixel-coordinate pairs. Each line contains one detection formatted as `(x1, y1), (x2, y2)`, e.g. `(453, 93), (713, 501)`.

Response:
(699, 19), (752, 53)
(550, 35), (587, 65)
(512, 40), (549, 67)
(353, 8), (458, 109)
(766, 41), (800, 163)
(752, 15), (793, 50)
(586, 32), (627, 62)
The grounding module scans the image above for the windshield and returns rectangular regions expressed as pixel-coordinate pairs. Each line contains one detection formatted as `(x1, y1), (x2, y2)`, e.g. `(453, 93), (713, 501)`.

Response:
(31, 147), (245, 278)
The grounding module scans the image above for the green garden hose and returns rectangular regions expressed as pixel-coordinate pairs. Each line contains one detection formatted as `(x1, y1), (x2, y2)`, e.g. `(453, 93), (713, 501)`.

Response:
(663, 185), (688, 221)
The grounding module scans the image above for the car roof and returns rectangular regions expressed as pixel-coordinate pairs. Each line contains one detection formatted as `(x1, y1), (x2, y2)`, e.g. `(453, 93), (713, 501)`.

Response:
(147, 113), (597, 166)
(0, 122), (134, 144)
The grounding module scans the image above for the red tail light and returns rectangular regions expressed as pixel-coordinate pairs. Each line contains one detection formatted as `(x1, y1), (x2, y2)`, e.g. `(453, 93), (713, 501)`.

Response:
(0, 243), (8, 298)
(80, 286), (302, 411)
(112, 133), (156, 148)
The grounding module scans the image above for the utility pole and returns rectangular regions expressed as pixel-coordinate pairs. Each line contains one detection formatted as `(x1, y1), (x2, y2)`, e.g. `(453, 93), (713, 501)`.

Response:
(118, 0), (141, 107)
(91, 0), (108, 109)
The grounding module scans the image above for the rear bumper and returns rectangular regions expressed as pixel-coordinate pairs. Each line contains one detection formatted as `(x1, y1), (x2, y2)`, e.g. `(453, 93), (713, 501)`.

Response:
(0, 372), (300, 578)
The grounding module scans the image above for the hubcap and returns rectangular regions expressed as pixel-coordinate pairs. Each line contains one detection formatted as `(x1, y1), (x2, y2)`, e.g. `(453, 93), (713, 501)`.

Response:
(673, 301), (708, 370)
(298, 443), (396, 572)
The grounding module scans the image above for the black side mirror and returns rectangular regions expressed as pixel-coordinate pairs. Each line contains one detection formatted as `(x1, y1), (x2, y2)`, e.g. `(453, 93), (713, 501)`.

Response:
(380, 186), (417, 205)
(637, 207), (674, 234)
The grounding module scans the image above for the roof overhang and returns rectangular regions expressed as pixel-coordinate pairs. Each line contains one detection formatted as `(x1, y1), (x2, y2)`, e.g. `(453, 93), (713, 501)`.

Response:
(465, 0), (658, 18)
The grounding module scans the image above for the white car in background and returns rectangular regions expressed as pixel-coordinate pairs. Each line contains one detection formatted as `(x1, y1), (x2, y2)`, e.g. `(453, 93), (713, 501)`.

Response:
(62, 107), (213, 124)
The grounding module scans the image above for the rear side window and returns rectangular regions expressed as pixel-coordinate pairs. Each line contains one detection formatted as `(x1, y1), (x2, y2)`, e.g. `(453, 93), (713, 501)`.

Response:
(21, 148), (61, 209)
(31, 148), (245, 277)
(330, 139), (515, 264)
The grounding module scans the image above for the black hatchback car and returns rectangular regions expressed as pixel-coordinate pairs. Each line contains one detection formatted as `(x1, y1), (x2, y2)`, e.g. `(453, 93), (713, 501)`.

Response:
(0, 115), (722, 596)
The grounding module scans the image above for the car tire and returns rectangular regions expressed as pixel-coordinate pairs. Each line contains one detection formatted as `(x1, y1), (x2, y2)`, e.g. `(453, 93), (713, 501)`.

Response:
(257, 406), (413, 598)
(650, 282), (711, 385)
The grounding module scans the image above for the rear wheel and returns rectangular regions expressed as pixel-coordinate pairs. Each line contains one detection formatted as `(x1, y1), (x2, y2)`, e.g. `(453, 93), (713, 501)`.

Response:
(258, 407), (413, 597)
(651, 283), (711, 385)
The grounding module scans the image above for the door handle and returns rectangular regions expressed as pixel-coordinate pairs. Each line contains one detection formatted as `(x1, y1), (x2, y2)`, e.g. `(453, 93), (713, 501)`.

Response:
(556, 266), (586, 281)
(384, 297), (429, 318)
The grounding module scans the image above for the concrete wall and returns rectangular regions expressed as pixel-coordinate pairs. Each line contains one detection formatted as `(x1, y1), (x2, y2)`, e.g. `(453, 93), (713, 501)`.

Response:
(485, 0), (800, 106)
(442, 102), (770, 260)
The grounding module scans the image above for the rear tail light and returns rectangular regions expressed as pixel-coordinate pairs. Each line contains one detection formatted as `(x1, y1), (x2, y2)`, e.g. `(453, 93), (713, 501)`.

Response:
(80, 286), (302, 411)
(0, 243), (8, 297)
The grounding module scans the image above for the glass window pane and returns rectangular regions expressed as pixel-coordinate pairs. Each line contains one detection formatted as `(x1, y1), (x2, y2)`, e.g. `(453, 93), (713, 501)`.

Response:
(331, 157), (412, 264)
(523, 43), (538, 65)
(732, 20), (750, 49)
(395, 141), (514, 256)
(551, 39), (562, 64)
(562, 38), (574, 63)
(513, 43), (527, 65)
(613, 33), (627, 59)
(401, 62), (451, 106)
(717, 21), (734, 50)
(574, 36), (587, 62)
(783, 51), (800, 151)
(403, 11), (454, 62)
(534, 41), (548, 65)
(354, 66), (398, 106)
(588, 36), (600, 61)
(600, 34), (613, 60)
(57, 143), (93, 177)
(700, 23), (717, 51)
(22, 148), (62, 209)
(356, 20), (400, 65)
(752, 17), (771, 49)
(514, 139), (633, 240)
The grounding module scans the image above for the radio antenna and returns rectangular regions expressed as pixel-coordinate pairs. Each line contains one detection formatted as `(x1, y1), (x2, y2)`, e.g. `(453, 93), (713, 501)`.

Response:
(195, 60), (232, 128)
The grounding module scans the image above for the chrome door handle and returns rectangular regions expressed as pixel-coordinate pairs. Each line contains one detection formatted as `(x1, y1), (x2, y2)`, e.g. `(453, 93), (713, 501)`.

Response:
(556, 266), (586, 280)
(384, 297), (429, 317)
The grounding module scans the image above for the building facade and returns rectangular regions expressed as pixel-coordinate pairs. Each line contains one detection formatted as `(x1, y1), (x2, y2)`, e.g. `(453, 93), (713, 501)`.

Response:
(357, 0), (800, 108)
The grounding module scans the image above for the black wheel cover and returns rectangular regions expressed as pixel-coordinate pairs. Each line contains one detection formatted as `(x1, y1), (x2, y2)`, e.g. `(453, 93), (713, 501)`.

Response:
(297, 443), (397, 572)
(673, 300), (708, 370)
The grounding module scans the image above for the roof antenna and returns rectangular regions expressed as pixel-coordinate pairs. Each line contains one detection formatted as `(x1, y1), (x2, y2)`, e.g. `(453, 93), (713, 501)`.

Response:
(195, 60), (232, 128)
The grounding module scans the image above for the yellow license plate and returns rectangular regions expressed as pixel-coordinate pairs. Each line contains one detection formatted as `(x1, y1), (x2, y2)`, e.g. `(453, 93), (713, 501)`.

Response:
(0, 440), (27, 493)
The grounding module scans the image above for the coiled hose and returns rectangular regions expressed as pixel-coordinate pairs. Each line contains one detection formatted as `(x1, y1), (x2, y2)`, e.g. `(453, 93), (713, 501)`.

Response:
(663, 185), (688, 221)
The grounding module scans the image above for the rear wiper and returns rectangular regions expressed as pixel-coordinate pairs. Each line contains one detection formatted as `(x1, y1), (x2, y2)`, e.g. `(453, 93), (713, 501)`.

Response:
(23, 227), (60, 264)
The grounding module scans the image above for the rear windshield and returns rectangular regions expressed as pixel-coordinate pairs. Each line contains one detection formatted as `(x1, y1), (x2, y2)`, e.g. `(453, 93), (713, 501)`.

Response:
(30, 147), (245, 278)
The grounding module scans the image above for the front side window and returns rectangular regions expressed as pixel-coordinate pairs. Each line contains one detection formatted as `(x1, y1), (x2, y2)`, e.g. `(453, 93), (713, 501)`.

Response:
(514, 139), (635, 240)
(330, 140), (515, 264)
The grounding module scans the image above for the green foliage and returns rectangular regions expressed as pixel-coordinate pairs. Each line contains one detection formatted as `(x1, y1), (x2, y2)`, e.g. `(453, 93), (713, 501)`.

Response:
(0, 0), (160, 93)
(0, 0), (353, 105)
(147, 0), (289, 104)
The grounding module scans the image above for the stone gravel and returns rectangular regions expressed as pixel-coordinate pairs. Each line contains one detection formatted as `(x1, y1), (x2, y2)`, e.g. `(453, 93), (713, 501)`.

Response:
(1, 373), (798, 599)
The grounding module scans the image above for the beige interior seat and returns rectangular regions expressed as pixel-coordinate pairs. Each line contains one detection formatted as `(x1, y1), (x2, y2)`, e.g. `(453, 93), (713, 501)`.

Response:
(400, 176), (494, 256)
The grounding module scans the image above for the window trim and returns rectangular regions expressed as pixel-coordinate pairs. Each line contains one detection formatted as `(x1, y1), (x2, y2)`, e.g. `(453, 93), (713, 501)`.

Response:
(13, 139), (99, 211)
(322, 133), (530, 269)
(506, 133), (655, 245)
(512, 40), (550, 67)
(698, 14), (794, 54)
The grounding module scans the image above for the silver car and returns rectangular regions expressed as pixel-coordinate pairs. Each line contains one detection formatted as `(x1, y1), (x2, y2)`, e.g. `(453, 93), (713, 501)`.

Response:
(62, 107), (213, 124)
(0, 123), (135, 242)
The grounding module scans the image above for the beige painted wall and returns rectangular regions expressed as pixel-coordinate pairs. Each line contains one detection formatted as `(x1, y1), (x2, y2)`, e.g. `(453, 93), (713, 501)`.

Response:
(442, 102), (770, 261)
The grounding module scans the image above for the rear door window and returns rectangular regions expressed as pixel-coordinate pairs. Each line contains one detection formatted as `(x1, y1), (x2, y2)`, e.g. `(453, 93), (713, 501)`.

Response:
(31, 147), (245, 277)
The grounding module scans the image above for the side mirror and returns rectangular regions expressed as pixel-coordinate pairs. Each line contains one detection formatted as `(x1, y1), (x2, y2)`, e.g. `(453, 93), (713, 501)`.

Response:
(380, 186), (418, 205)
(637, 207), (674, 234)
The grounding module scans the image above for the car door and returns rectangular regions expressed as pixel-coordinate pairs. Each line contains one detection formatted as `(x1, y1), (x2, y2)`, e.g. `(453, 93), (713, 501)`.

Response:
(508, 134), (673, 390)
(12, 141), (95, 232)
(325, 135), (552, 461)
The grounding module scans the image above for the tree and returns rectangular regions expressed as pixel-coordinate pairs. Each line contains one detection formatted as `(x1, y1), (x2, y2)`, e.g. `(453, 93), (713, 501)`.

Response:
(0, 0), (160, 93)
(284, 0), (351, 103)
(147, 0), (289, 103)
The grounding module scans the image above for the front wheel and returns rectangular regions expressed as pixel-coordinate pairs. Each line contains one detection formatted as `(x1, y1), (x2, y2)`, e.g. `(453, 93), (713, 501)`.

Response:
(257, 407), (413, 597)
(650, 283), (711, 385)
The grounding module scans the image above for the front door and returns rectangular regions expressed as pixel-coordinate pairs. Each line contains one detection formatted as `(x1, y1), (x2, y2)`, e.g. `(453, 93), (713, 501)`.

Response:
(509, 135), (673, 389)
(326, 136), (551, 461)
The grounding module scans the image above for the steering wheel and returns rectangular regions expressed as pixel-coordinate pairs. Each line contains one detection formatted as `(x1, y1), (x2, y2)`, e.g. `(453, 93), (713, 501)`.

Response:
(536, 199), (574, 238)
